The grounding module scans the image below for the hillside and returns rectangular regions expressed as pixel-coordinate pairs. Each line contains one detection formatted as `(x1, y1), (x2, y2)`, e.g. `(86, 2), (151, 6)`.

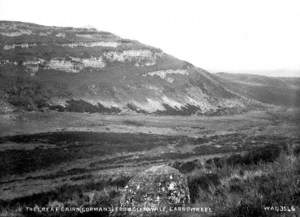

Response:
(216, 72), (300, 107)
(0, 21), (257, 115)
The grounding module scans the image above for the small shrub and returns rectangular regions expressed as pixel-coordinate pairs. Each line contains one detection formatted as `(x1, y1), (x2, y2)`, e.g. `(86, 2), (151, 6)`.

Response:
(293, 144), (300, 156)
(240, 145), (282, 165)
(207, 145), (283, 169)
(171, 160), (201, 173)
(229, 183), (244, 194)
(188, 173), (220, 203)
(205, 157), (224, 168)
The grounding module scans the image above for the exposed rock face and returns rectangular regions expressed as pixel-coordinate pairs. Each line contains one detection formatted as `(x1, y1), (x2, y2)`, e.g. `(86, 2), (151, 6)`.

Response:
(3, 43), (37, 50)
(121, 165), (190, 210)
(103, 49), (163, 66)
(62, 41), (120, 48)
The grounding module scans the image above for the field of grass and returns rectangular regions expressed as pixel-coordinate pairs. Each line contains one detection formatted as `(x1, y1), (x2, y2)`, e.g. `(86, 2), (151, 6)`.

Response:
(0, 108), (299, 216)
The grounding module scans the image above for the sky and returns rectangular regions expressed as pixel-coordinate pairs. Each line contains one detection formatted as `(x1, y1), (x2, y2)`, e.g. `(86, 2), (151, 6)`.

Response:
(0, 0), (299, 77)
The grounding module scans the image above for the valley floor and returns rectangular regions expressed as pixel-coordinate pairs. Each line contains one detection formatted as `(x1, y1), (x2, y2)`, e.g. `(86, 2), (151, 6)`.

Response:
(0, 108), (299, 216)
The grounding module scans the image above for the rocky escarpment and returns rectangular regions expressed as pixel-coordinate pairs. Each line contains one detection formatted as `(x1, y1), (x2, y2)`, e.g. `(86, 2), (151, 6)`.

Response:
(0, 21), (259, 115)
(121, 165), (190, 211)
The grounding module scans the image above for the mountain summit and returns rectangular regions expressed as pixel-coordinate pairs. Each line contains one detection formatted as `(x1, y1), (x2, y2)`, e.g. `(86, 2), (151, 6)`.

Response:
(0, 21), (257, 115)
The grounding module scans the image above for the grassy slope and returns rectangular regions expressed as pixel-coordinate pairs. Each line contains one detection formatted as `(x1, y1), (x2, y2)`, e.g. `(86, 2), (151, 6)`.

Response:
(216, 72), (300, 107)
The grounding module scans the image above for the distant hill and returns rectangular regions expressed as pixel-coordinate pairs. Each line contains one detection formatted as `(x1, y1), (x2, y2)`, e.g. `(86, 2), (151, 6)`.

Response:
(0, 21), (258, 115)
(216, 72), (300, 107)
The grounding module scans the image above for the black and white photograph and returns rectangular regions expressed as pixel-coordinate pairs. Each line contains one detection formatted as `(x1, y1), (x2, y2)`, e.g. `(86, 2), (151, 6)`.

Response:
(0, 0), (299, 216)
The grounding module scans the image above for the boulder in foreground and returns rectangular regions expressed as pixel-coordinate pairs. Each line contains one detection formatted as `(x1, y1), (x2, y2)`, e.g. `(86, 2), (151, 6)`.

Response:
(121, 165), (190, 210)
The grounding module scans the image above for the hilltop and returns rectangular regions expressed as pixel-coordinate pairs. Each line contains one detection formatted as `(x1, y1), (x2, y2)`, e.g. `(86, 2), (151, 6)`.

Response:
(0, 21), (257, 115)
